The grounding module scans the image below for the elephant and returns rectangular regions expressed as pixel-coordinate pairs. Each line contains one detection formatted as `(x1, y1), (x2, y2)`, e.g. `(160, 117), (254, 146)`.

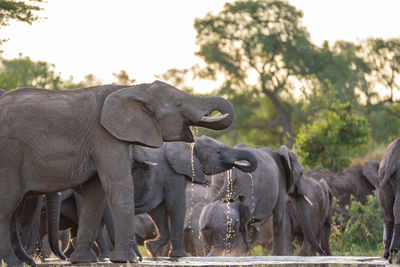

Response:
(0, 80), (234, 266)
(184, 183), (212, 256)
(377, 137), (400, 262)
(199, 197), (255, 256)
(304, 160), (379, 220)
(286, 177), (333, 256)
(47, 136), (258, 260)
(244, 178), (333, 256)
(131, 136), (258, 257)
(212, 145), (327, 256)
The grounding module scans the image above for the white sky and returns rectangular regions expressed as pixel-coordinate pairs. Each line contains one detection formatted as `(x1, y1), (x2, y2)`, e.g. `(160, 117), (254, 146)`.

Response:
(1, 0), (400, 92)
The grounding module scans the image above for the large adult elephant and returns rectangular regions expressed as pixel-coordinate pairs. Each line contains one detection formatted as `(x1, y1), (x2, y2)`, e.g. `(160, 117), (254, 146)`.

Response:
(304, 160), (379, 220)
(0, 81), (234, 266)
(377, 137), (400, 262)
(213, 145), (327, 256)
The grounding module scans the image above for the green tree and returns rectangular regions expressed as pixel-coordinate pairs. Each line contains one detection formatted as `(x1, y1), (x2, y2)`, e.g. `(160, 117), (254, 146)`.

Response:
(194, 0), (316, 148)
(0, 0), (43, 46)
(0, 55), (63, 90)
(295, 88), (370, 172)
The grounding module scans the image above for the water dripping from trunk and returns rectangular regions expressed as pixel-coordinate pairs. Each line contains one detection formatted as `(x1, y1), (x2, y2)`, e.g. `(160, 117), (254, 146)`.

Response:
(247, 173), (255, 245)
(187, 143), (196, 235)
(224, 169), (233, 255)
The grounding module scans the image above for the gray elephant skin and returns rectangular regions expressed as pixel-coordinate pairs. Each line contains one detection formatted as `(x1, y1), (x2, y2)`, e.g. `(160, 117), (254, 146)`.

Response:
(199, 168), (333, 256)
(0, 80), (234, 266)
(305, 160), (379, 221)
(48, 136), (257, 260)
(377, 137), (400, 262)
(286, 177), (333, 255)
(199, 197), (253, 256)
(130, 136), (257, 257)
(211, 145), (327, 256)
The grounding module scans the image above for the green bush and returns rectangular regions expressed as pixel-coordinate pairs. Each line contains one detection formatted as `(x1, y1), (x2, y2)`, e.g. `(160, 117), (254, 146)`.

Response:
(295, 107), (370, 172)
(330, 195), (383, 255)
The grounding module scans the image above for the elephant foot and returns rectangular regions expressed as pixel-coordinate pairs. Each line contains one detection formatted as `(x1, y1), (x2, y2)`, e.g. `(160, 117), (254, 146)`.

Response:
(145, 239), (168, 257)
(169, 248), (187, 258)
(383, 250), (390, 259)
(110, 248), (136, 263)
(69, 247), (99, 263)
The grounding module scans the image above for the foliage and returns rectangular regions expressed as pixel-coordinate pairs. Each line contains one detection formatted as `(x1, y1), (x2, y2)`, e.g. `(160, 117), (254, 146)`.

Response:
(0, 55), (63, 90)
(194, 0), (318, 147)
(295, 109), (370, 172)
(0, 0), (43, 47)
(0, 0), (42, 27)
(330, 195), (383, 255)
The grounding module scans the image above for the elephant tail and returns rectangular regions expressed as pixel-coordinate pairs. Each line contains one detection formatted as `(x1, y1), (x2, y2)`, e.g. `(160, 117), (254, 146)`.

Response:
(46, 192), (67, 260)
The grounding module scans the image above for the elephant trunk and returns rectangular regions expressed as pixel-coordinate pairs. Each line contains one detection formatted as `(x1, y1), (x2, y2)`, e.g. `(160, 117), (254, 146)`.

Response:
(296, 196), (327, 256)
(46, 192), (67, 260)
(230, 149), (258, 173)
(191, 96), (234, 130)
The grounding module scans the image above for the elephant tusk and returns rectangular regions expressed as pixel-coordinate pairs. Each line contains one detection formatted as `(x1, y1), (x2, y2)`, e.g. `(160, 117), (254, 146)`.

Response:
(303, 195), (313, 206)
(144, 160), (157, 166)
(200, 112), (229, 122)
(234, 160), (251, 167)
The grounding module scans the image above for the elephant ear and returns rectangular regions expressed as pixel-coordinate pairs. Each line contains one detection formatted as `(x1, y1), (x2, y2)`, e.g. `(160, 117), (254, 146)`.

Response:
(165, 142), (205, 184)
(100, 84), (163, 148)
(279, 146), (305, 195)
(362, 160), (380, 189)
(279, 145), (294, 192)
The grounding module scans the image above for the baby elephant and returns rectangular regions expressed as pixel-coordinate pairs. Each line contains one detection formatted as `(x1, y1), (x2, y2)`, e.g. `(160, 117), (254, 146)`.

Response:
(199, 196), (255, 256)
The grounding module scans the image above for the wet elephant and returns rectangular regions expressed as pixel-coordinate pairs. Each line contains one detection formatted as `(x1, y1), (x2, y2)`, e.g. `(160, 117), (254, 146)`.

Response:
(132, 136), (258, 257)
(0, 81), (234, 266)
(213, 145), (327, 256)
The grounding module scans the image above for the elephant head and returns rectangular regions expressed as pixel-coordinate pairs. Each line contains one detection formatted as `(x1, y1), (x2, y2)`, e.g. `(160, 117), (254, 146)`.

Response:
(100, 81), (234, 148)
(362, 159), (380, 189)
(165, 136), (258, 184)
(279, 146), (327, 256)
(130, 145), (158, 202)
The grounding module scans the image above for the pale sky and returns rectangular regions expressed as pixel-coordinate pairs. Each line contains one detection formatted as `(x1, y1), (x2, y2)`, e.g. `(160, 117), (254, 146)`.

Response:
(2, 0), (400, 92)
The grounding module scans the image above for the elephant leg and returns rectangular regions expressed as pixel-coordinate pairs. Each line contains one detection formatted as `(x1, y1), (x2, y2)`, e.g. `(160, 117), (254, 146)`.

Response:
(272, 198), (291, 255)
(146, 204), (170, 256)
(69, 177), (106, 263)
(95, 220), (111, 261)
(298, 239), (313, 256)
(0, 199), (23, 266)
(96, 150), (140, 263)
(389, 187), (400, 262)
(63, 228), (77, 258)
(165, 180), (187, 257)
(379, 183), (395, 259)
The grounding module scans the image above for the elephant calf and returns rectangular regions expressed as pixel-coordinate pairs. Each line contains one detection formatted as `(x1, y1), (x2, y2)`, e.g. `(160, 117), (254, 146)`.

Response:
(199, 197), (255, 256)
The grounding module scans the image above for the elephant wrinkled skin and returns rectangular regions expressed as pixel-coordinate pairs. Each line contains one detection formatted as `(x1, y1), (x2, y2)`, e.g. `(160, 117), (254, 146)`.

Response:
(211, 145), (327, 256)
(0, 81), (234, 266)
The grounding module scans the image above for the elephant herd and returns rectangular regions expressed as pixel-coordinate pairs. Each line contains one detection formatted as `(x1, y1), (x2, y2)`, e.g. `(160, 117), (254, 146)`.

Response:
(0, 81), (394, 266)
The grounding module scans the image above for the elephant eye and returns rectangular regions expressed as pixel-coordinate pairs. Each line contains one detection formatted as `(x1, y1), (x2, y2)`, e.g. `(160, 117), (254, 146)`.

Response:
(176, 100), (183, 107)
